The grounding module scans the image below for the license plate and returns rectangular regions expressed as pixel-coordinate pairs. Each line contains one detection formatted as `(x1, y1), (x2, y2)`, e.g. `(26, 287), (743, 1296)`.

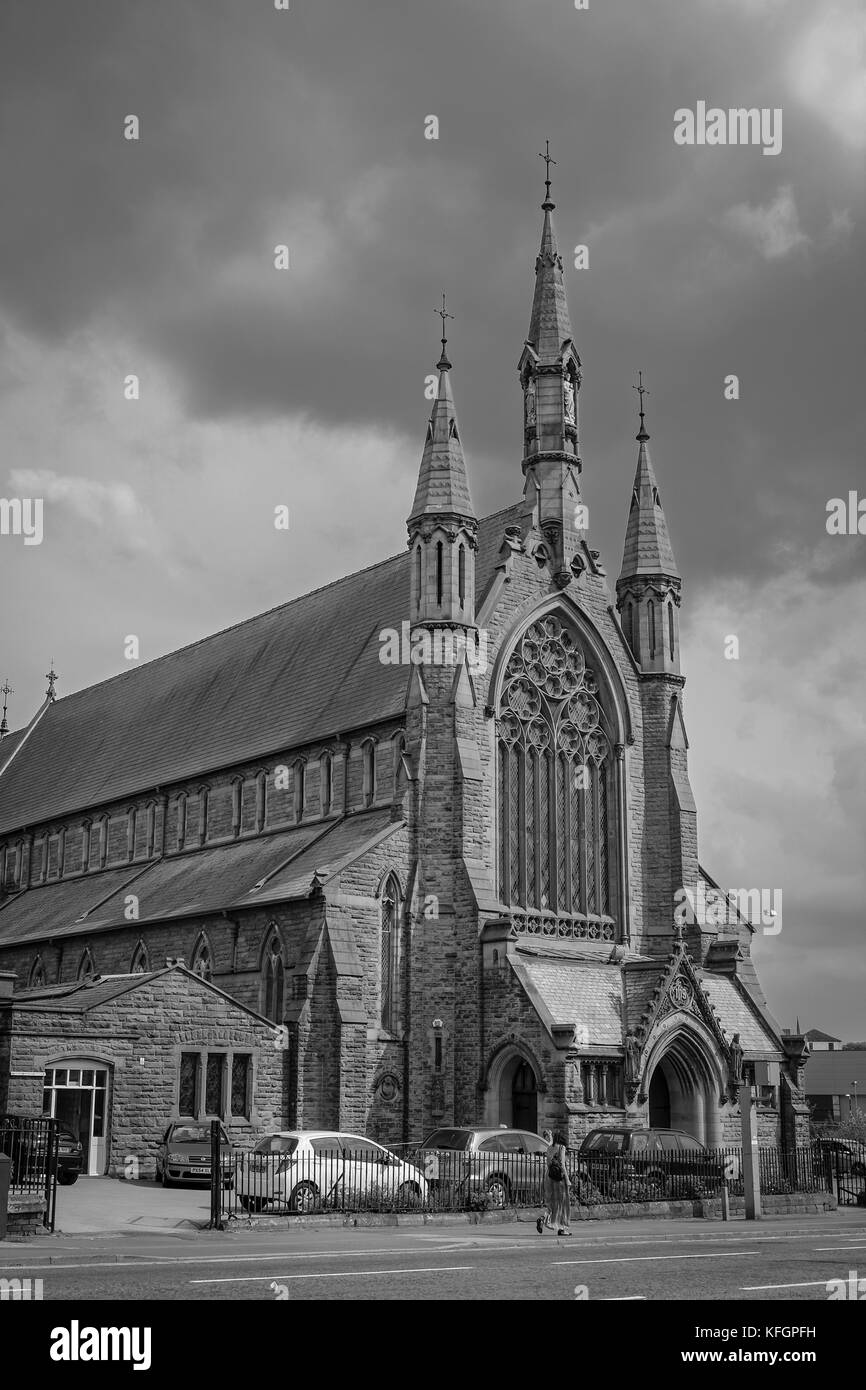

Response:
(195, 1166), (211, 1175)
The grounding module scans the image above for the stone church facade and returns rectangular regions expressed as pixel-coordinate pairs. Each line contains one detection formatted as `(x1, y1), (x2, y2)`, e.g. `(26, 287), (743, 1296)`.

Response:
(0, 172), (810, 1168)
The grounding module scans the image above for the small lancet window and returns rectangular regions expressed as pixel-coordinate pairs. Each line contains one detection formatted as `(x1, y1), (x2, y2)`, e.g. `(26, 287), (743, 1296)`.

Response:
(415, 545), (422, 611)
(648, 600), (657, 660)
(436, 541), (443, 606)
(668, 601), (675, 662)
(458, 545), (466, 606)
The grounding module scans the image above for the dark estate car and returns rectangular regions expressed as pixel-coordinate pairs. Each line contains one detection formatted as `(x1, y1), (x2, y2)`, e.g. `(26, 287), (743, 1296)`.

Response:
(420, 1127), (549, 1208)
(155, 1123), (233, 1187)
(0, 1121), (83, 1186)
(815, 1138), (866, 1178)
(577, 1127), (740, 1199)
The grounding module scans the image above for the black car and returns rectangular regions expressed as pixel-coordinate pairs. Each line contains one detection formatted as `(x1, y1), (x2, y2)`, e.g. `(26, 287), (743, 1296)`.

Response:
(55, 1128), (84, 1185)
(577, 1127), (739, 1199)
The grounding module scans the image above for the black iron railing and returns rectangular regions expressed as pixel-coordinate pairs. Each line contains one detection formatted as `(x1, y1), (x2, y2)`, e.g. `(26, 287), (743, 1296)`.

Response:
(0, 1113), (59, 1230)
(212, 1139), (865, 1219)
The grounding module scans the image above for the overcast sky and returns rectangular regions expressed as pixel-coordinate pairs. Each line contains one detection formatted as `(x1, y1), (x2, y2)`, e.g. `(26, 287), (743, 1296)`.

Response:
(1, 0), (864, 1034)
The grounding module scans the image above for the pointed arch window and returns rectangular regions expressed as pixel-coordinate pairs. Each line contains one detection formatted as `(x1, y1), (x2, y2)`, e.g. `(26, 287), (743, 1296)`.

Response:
(293, 761), (306, 822)
(458, 545), (466, 606)
(97, 816), (109, 869)
(175, 794), (188, 852)
(191, 937), (212, 982)
(436, 541), (443, 606)
(77, 947), (96, 981)
(81, 820), (92, 872)
(263, 933), (285, 1023)
(668, 600), (675, 662)
(362, 741), (377, 808)
(380, 875), (400, 1032)
(393, 733), (407, 799)
(145, 802), (157, 858)
(415, 545), (422, 613)
(131, 940), (149, 973)
(320, 753), (333, 816)
(231, 777), (243, 838)
(255, 771), (267, 834)
(497, 614), (616, 936)
(126, 808), (137, 862)
(648, 600), (657, 660)
(29, 956), (45, 988)
(197, 786), (209, 847)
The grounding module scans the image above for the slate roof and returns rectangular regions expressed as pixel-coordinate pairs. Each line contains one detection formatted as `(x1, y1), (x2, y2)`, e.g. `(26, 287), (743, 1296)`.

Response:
(804, 1050), (866, 1095)
(698, 974), (778, 1053)
(804, 1028), (842, 1044)
(0, 809), (400, 947)
(10, 964), (277, 1026)
(0, 506), (524, 839)
(514, 950), (624, 1044)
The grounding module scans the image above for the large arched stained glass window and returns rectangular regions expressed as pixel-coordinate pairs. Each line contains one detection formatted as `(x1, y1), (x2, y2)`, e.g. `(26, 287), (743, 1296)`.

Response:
(497, 614), (616, 938)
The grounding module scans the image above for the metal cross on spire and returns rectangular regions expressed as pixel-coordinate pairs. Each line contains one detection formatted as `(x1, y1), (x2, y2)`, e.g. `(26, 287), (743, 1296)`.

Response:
(45, 660), (58, 701)
(435, 292), (454, 369)
(0, 678), (11, 738)
(539, 139), (556, 207)
(633, 370), (650, 440)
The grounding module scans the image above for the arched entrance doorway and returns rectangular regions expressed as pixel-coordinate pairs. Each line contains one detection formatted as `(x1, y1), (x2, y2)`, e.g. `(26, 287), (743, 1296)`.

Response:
(642, 1027), (723, 1146)
(485, 1048), (541, 1130)
(511, 1060), (538, 1132)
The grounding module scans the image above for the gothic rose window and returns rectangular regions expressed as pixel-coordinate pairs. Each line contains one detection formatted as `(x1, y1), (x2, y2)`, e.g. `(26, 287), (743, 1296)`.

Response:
(497, 614), (615, 926)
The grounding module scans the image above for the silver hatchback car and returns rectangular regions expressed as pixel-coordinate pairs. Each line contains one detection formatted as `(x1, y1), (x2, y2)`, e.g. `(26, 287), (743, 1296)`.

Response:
(420, 1126), (549, 1208)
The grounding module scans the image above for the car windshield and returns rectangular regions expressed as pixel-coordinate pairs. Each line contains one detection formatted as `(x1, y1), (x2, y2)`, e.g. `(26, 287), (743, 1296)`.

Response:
(172, 1126), (223, 1144)
(422, 1129), (472, 1150)
(253, 1136), (299, 1156)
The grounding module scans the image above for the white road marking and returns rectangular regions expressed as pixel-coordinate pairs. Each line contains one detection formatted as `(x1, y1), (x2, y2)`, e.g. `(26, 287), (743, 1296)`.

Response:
(602, 1295), (647, 1300)
(190, 1264), (474, 1284)
(554, 1251), (760, 1266)
(813, 1243), (866, 1251)
(741, 1280), (834, 1291)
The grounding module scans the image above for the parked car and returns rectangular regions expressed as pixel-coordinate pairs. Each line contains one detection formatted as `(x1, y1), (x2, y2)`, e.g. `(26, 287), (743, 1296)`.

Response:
(155, 1122), (233, 1187)
(419, 1126), (549, 1208)
(1, 1119), (81, 1185)
(55, 1127), (84, 1185)
(234, 1131), (428, 1214)
(815, 1138), (866, 1178)
(577, 1127), (740, 1198)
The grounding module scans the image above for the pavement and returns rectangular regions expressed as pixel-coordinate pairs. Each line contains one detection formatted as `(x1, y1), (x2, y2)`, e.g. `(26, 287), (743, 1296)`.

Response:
(2, 1207), (865, 1301)
(48, 1176), (213, 1234)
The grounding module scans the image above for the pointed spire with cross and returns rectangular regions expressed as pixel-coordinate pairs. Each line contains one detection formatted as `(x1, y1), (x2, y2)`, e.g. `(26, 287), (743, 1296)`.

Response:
(435, 292), (454, 371)
(0, 678), (12, 739)
(45, 661), (58, 701)
(633, 370), (650, 442)
(538, 138), (556, 210)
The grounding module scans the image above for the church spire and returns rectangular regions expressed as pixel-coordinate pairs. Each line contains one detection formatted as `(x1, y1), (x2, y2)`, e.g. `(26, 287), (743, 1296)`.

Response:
(616, 379), (681, 673)
(526, 142), (575, 362)
(0, 679), (12, 740)
(408, 300), (477, 627)
(518, 146), (584, 589)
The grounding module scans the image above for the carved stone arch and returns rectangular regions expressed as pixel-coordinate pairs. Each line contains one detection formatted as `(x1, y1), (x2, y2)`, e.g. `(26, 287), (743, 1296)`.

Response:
(130, 939), (149, 973)
(639, 1015), (729, 1146)
(488, 594), (633, 748)
(260, 921), (285, 1022)
(190, 930), (213, 982)
(77, 945), (96, 981)
(481, 1036), (547, 1129)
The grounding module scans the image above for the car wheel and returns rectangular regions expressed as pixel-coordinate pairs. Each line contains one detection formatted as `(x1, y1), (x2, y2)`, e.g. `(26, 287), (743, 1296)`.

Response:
(290, 1180), (320, 1214)
(397, 1180), (422, 1209)
(56, 1171), (78, 1186)
(239, 1195), (265, 1214)
(485, 1175), (510, 1209)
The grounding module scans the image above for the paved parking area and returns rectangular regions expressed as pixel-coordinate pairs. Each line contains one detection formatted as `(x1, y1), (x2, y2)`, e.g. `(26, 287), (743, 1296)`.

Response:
(53, 1176), (212, 1233)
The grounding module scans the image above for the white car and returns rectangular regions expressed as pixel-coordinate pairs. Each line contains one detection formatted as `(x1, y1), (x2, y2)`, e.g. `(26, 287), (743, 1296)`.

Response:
(235, 1131), (428, 1214)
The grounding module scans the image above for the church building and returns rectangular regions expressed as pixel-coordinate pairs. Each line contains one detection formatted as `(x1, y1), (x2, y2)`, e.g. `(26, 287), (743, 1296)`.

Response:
(0, 166), (811, 1174)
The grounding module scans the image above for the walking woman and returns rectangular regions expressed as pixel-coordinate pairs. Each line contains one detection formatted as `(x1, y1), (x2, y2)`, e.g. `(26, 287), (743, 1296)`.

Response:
(537, 1129), (572, 1236)
(536, 1129), (554, 1233)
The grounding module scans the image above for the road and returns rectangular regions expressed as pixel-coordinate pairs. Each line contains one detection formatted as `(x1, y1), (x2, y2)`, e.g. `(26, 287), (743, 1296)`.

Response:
(2, 1210), (865, 1300)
